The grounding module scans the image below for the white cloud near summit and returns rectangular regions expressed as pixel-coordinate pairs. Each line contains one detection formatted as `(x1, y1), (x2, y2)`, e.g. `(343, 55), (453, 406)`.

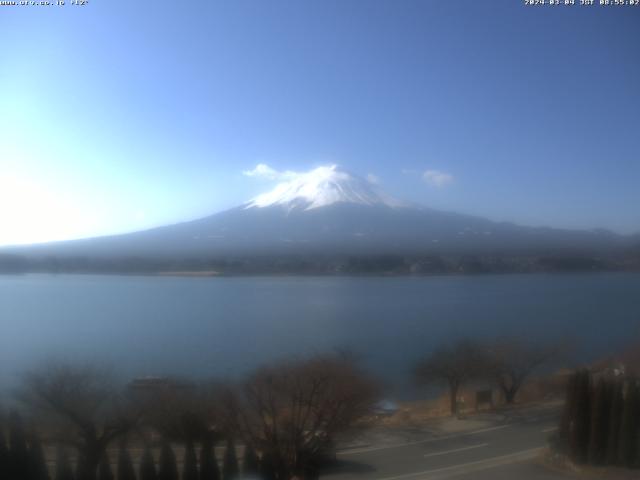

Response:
(422, 169), (454, 187)
(242, 163), (298, 181)
(366, 173), (380, 185)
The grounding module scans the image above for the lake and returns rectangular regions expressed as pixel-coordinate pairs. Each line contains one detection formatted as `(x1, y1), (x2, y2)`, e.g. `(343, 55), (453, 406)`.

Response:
(1, 273), (639, 397)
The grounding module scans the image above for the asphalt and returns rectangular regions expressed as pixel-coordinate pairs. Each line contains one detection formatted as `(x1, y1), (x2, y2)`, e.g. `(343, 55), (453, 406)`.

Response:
(323, 406), (575, 480)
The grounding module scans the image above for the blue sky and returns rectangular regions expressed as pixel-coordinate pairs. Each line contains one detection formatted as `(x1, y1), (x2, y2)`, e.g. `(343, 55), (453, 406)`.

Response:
(1, 0), (639, 245)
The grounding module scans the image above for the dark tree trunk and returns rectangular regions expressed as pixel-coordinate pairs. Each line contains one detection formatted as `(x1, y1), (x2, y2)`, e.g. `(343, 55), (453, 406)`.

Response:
(588, 379), (611, 465)
(259, 450), (277, 480)
(618, 379), (639, 468)
(222, 440), (239, 480)
(183, 441), (198, 480)
(158, 441), (179, 480)
(97, 453), (114, 480)
(76, 448), (101, 480)
(117, 445), (136, 480)
(54, 446), (75, 480)
(28, 434), (50, 480)
(9, 411), (30, 480)
(199, 439), (219, 480)
(569, 370), (591, 464)
(605, 380), (623, 465)
(503, 387), (517, 404)
(499, 371), (525, 405)
(0, 429), (9, 480)
(140, 445), (157, 480)
(242, 444), (259, 477)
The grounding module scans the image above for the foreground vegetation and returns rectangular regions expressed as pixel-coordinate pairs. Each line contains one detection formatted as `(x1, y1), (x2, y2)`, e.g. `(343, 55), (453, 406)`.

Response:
(554, 369), (640, 469)
(2, 337), (638, 479)
(0, 354), (378, 480)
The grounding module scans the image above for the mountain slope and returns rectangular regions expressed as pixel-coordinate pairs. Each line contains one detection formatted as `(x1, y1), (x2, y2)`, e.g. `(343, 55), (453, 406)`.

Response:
(3, 166), (633, 262)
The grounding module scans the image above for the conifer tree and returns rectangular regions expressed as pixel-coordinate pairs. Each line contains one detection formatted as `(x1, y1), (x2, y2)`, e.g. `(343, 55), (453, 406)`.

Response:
(0, 428), (9, 480)
(222, 440), (239, 480)
(76, 451), (88, 480)
(54, 446), (74, 480)
(199, 439), (219, 480)
(569, 370), (591, 464)
(588, 378), (610, 465)
(28, 433), (50, 480)
(97, 452), (114, 480)
(157, 442), (178, 480)
(618, 379), (639, 468)
(139, 445), (157, 480)
(259, 450), (277, 480)
(9, 411), (30, 480)
(605, 379), (624, 465)
(117, 444), (136, 480)
(301, 457), (320, 480)
(242, 444), (259, 477)
(183, 441), (198, 480)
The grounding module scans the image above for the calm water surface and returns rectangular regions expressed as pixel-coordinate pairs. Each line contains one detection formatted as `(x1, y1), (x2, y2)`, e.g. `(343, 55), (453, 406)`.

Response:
(1, 273), (639, 396)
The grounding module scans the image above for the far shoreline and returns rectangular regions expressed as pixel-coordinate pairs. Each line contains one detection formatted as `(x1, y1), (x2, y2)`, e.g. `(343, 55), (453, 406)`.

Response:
(2, 269), (640, 279)
(154, 270), (221, 277)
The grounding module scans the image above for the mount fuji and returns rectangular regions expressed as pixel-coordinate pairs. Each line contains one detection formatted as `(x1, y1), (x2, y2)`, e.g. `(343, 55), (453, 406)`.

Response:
(244, 165), (406, 211)
(2, 165), (637, 273)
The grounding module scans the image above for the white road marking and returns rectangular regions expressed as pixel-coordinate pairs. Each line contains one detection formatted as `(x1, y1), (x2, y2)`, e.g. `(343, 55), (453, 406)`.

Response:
(423, 443), (488, 458)
(542, 426), (557, 433)
(375, 447), (543, 480)
(339, 425), (510, 455)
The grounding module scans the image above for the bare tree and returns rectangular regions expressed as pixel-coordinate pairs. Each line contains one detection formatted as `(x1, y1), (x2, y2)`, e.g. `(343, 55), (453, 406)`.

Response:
(485, 337), (563, 404)
(235, 354), (379, 480)
(134, 378), (224, 444)
(415, 339), (487, 415)
(18, 363), (137, 480)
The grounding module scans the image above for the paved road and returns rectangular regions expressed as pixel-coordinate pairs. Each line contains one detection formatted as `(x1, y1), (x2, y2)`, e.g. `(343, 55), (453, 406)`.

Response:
(323, 408), (574, 480)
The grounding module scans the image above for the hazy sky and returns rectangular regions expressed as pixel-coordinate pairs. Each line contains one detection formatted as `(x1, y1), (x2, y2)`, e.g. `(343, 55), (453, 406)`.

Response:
(1, 0), (639, 246)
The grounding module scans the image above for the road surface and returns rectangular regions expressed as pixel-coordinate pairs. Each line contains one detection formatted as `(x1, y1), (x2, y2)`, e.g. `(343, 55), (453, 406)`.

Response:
(324, 407), (574, 480)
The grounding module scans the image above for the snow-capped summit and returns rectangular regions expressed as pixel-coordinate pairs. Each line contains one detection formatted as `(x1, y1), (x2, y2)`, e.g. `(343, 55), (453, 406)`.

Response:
(244, 165), (405, 211)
